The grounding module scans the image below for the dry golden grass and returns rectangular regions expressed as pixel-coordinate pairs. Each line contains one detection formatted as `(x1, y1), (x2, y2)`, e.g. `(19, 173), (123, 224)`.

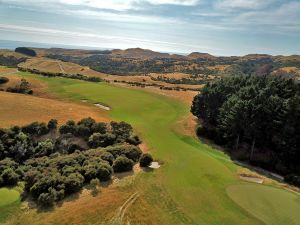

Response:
(18, 57), (106, 78)
(0, 91), (109, 128)
(104, 74), (203, 90)
(0, 67), (17, 74)
(207, 64), (230, 71)
(0, 50), (28, 59)
(150, 72), (189, 79)
(279, 66), (300, 73)
(17, 57), (205, 90)
(5, 187), (130, 225)
(0, 73), (58, 99)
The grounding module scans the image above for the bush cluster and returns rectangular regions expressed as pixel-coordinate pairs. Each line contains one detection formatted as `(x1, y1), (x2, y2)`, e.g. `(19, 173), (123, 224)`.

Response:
(0, 118), (146, 206)
(0, 77), (9, 84)
(5, 78), (33, 95)
(18, 67), (102, 83)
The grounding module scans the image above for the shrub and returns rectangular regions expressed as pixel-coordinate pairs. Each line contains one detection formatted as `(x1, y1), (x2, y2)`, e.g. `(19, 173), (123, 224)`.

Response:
(64, 173), (84, 193)
(124, 145), (142, 162)
(91, 122), (107, 134)
(76, 125), (90, 137)
(22, 122), (49, 136)
(6, 79), (33, 95)
(38, 192), (55, 206)
(1, 168), (19, 185)
(112, 156), (134, 173)
(139, 153), (153, 167)
(34, 139), (54, 157)
(110, 121), (133, 142)
(88, 133), (116, 148)
(0, 77), (9, 84)
(90, 178), (100, 188)
(100, 151), (114, 165)
(127, 135), (142, 145)
(59, 124), (76, 135)
(47, 119), (58, 130)
(97, 162), (113, 181)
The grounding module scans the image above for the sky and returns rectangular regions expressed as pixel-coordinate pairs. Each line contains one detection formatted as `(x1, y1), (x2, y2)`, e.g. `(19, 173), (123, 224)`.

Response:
(0, 0), (300, 56)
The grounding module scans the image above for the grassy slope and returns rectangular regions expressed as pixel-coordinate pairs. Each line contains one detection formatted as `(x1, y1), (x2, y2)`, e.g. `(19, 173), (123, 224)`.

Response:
(3, 71), (300, 224)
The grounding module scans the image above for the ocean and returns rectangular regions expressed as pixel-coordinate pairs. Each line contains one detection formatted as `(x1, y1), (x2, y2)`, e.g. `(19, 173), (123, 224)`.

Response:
(0, 39), (109, 51)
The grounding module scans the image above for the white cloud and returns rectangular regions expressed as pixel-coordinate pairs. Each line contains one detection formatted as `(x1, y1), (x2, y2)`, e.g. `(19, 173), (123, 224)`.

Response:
(2, 0), (201, 11)
(64, 9), (180, 24)
(235, 1), (300, 26)
(215, 0), (274, 10)
(0, 23), (221, 53)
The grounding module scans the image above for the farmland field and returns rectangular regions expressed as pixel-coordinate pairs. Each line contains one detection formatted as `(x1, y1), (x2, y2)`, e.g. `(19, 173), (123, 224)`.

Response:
(1, 71), (300, 224)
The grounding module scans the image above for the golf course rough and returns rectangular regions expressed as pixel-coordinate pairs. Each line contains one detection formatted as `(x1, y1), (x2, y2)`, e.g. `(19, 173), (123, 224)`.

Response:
(5, 72), (300, 225)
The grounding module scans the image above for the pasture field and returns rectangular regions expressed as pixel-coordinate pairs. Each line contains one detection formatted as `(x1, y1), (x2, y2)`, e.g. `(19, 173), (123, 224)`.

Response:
(18, 57), (106, 78)
(1, 71), (300, 224)
(0, 67), (17, 74)
(0, 91), (109, 128)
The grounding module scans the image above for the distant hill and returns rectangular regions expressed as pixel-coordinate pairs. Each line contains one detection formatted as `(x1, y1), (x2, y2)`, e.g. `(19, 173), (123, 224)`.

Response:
(187, 52), (216, 60)
(0, 50), (28, 67)
(1, 46), (300, 80)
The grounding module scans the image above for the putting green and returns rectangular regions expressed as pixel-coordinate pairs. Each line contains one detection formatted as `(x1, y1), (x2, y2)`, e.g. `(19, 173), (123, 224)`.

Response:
(16, 72), (300, 224)
(0, 188), (20, 207)
(227, 184), (300, 225)
(0, 188), (20, 222)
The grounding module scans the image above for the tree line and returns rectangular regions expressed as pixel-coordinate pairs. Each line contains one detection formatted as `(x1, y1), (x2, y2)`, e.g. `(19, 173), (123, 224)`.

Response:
(18, 67), (102, 83)
(191, 75), (300, 187)
(0, 118), (153, 206)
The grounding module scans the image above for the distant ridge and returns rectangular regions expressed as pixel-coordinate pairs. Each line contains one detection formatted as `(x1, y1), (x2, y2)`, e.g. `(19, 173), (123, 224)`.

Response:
(187, 52), (216, 60)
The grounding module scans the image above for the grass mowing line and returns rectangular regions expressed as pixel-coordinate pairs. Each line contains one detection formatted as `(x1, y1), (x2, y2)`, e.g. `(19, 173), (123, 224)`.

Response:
(13, 73), (300, 225)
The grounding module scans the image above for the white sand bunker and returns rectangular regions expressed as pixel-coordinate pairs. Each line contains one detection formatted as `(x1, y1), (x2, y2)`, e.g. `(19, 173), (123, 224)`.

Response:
(81, 99), (88, 102)
(94, 103), (111, 111)
(148, 161), (160, 169)
(239, 174), (263, 184)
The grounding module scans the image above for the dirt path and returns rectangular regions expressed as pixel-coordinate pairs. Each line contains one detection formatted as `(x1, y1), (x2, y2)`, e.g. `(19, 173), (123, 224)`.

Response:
(106, 192), (140, 225)
(58, 62), (65, 73)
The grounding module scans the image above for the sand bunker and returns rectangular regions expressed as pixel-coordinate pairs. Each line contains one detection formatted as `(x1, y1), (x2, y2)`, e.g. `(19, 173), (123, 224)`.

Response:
(149, 161), (160, 169)
(239, 174), (263, 184)
(94, 103), (111, 111)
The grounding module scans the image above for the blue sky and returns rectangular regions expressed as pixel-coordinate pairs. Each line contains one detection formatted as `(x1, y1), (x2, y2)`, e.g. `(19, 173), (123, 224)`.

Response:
(0, 0), (299, 55)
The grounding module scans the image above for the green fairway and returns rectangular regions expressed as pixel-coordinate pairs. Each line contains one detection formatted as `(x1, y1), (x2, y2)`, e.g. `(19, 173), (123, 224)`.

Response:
(14, 72), (300, 224)
(0, 188), (20, 222)
(227, 184), (300, 225)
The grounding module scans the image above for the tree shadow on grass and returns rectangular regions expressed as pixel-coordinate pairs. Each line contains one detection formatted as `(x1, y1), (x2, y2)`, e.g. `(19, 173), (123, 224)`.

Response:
(141, 167), (154, 172)
(113, 170), (134, 180)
